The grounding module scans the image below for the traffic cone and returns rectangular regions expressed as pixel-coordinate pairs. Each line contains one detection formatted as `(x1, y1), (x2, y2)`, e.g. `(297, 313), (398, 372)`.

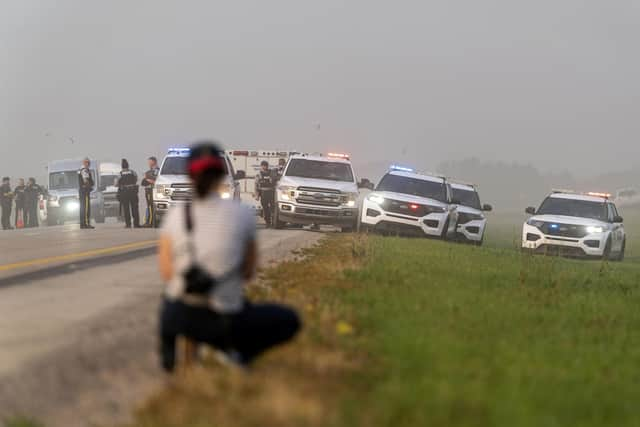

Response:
(16, 210), (24, 229)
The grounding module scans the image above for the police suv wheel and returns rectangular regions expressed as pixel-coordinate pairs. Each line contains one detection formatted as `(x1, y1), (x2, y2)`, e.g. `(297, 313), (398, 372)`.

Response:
(602, 237), (612, 261)
(613, 239), (626, 262)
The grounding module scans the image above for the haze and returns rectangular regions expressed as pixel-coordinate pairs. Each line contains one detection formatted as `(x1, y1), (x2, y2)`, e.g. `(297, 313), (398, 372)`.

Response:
(2, 0), (639, 185)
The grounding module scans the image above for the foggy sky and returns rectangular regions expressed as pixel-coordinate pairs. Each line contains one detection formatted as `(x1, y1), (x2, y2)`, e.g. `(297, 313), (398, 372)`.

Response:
(1, 0), (639, 182)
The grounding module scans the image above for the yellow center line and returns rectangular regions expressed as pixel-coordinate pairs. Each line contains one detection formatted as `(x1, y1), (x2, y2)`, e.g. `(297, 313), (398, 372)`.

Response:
(0, 240), (159, 273)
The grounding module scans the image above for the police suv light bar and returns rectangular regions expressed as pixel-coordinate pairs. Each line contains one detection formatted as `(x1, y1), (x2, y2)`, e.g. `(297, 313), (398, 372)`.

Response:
(587, 191), (611, 199)
(389, 165), (415, 173)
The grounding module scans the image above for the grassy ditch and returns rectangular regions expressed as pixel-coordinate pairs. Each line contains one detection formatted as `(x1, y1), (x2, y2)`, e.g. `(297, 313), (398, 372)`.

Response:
(125, 230), (640, 427)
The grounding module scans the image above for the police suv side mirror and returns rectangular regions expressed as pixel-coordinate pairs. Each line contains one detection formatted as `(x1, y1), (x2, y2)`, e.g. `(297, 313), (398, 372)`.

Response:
(613, 215), (624, 223)
(482, 204), (493, 212)
(234, 170), (246, 180)
(525, 206), (536, 215)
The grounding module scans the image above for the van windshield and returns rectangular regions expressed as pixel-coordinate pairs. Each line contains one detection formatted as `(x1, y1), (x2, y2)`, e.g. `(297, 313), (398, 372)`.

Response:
(49, 171), (95, 190)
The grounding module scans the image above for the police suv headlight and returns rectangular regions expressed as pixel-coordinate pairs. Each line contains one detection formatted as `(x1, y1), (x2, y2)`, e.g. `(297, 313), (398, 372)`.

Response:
(278, 186), (296, 201)
(368, 194), (385, 205)
(586, 225), (605, 234)
(424, 205), (446, 214)
(527, 219), (545, 228)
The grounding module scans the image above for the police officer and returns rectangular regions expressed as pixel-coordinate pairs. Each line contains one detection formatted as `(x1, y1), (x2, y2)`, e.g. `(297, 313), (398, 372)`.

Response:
(141, 156), (160, 227)
(13, 178), (26, 228)
(255, 160), (276, 227)
(276, 158), (286, 177)
(118, 158), (141, 229)
(78, 157), (95, 229)
(24, 178), (43, 228)
(0, 177), (14, 230)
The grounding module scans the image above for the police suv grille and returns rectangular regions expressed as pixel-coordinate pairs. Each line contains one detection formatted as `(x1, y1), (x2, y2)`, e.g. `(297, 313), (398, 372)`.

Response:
(296, 187), (343, 207)
(539, 222), (588, 238)
(381, 199), (427, 218)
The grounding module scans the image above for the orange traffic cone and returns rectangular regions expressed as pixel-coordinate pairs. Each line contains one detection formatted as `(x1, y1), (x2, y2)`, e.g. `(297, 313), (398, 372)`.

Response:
(16, 210), (24, 229)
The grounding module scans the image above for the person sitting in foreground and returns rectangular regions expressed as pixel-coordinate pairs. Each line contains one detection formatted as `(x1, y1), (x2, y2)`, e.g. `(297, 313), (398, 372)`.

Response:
(158, 141), (300, 372)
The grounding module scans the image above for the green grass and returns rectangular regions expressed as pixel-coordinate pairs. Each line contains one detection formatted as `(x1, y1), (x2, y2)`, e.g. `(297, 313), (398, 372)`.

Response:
(3, 418), (44, 427)
(338, 236), (640, 427)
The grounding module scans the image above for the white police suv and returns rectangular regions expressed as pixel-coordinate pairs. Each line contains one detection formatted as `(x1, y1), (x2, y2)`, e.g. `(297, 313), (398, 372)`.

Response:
(359, 166), (458, 238)
(274, 153), (361, 231)
(522, 190), (626, 260)
(450, 182), (492, 245)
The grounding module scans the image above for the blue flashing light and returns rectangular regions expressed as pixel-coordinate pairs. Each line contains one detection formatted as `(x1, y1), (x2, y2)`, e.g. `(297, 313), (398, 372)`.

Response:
(168, 147), (191, 155)
(550, 224), (559, 229)
(390, 165), (415, 173)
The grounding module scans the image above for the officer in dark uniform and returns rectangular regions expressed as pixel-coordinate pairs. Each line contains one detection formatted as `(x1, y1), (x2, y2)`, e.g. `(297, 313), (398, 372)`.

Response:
(13, 178), (25, 228)
(255, 160), (276, 227)
(78, 157), (95, 229)
(24, 178), (43, 228)
(0, 177), (14, 230)
(118, 158), (141, 229)
(277, 158), (287, 177)
(141, 156), (160, 227)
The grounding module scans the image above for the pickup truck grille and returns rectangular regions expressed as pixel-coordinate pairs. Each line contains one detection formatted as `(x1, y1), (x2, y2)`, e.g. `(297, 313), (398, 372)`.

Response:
(296, 186), (344, 207)
(170, 183), (193, 201)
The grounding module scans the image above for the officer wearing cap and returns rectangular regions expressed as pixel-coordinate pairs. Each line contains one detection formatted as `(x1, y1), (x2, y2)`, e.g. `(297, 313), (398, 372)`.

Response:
(255, 160), (276, 227)
(141, 156), (160, 227)
(118, 158), (141, 228)
(78, 157), (95, 229)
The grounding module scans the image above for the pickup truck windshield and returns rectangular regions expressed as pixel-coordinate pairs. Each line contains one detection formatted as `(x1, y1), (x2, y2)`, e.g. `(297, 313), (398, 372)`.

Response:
(161, 156), (228, 175)
(537, 197), (607, 221)
(286, 159), (354, 182)
(49, 171), (95, 190)
(451, 187), (481, 210)
(377, 174), (447, 202)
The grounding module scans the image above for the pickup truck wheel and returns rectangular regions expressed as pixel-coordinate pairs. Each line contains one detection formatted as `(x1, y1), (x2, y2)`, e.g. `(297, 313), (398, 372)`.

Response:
(272, 206), (285, 230)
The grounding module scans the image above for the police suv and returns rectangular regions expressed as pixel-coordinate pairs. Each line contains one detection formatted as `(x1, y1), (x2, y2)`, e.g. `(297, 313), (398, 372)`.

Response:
(522, 190), (626, 260)
(153, 148), (246, 226)
(450, 182), (492, 244)
(359, 166), (458, 238)
(274, 153), (361, 231)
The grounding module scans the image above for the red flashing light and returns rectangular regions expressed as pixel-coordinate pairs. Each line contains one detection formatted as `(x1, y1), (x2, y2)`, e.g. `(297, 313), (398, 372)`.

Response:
(410, 204), (419, 210)
(233, 150), (249, 156)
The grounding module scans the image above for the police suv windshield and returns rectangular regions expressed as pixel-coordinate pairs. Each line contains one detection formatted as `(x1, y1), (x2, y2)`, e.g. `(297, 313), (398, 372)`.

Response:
(377, 174), (447, 203)
(452, 187), (481, 210)
(161, 156), (228, 176)
(285, 159), (354, 182)
(537, 197), (607, 221)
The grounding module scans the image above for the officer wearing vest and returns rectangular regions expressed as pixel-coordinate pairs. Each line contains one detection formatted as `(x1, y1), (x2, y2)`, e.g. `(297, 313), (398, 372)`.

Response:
(0, 177), (14, 230)
(118, 158), (141, 228)
(141, 156), (160, 227)
(78, 158), (95, 229)
(255, 160), (276, 227)
(13, 178), (26, 228)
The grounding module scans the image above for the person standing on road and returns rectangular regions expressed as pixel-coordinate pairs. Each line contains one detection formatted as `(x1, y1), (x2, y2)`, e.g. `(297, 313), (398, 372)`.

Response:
(141, 156), (160, 227)
(276, 158), (286, 177)
(0, 177), (14, 230)
(24, 177), (42, 228)
(158, 141), (300, 372)
(255, 161), (276, 227)
(78, 158), (95, 229)
(118, 158), (141, 229)
(13, 178), (26, 228)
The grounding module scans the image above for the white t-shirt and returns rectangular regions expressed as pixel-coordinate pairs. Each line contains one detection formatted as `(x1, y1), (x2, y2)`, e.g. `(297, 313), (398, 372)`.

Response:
(161, 196), (256, 313)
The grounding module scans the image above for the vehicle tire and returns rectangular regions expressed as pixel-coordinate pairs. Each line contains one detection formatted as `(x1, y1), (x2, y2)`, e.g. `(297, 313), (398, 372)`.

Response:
(272, 206), (285, 230)
(602, 237), (612, 261)
(95, 211), (106, 224)
(440, 219), (450, 241)
(613, 239), (626, 262)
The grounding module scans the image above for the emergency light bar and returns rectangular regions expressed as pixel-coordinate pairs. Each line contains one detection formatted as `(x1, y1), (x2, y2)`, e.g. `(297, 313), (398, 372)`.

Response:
(389, 165), (415, 173)
(587, 191), (611, 199)
(167, 147), (191, 155)
(327, 152), (350, 160)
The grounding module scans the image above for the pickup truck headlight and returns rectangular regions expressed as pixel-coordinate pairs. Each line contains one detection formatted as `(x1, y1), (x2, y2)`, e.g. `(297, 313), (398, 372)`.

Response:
(278, 186), (296, 201)
(219, 184), (232, 200)
(342, 192), (359, 207)
(155, 184), (168, 200)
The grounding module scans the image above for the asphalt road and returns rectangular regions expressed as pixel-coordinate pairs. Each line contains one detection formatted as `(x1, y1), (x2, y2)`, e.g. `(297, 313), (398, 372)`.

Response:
(0, 222), (321, 426)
